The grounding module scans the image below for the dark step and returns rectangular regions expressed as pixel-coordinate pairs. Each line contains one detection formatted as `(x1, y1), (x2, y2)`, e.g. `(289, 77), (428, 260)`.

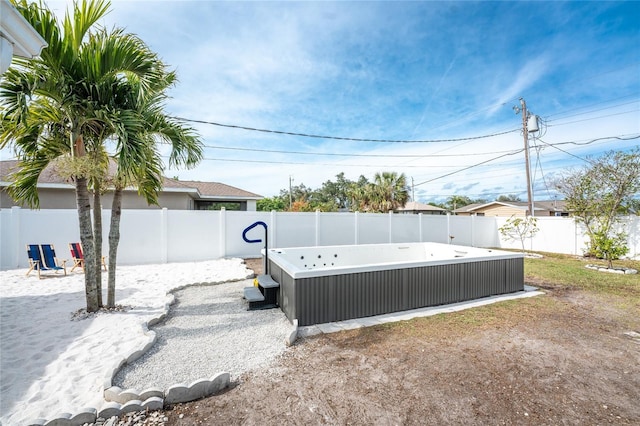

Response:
(257, 274), (279, 288)
(243, 286), (265, 302)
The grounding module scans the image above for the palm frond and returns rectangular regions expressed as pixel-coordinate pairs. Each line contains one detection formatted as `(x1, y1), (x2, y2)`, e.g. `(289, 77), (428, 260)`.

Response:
(6, 153), (55, 209)
(64, 0), (111, 51)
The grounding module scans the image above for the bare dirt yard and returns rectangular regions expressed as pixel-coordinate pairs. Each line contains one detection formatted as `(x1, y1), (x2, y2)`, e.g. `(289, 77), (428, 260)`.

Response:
(165, 258), (640, 425)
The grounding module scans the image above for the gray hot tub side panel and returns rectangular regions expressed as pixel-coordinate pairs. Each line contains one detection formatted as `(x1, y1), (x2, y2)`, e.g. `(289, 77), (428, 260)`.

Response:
(268, 262), (296, 322)
(269, 257), (524, 327)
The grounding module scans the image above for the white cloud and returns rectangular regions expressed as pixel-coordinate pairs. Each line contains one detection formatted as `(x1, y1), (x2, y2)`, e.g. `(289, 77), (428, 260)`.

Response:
(5, 1), (637, 204)
(488, 55), (552, 116)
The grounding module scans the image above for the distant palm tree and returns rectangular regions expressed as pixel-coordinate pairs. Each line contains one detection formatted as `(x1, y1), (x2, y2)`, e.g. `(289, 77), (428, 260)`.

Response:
(347, 181), (372, 212)
(370, 171), (409, 212)
(446, 195), (473, 212)
(346, 172), (408, 213)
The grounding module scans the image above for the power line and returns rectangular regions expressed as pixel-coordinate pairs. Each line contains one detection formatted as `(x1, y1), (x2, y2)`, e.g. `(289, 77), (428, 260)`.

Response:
(546, 109), (639, 128)
(197, 132), (639, 161)
(174, 116), (520, 144)
(201, 144), (525, 158)
(532, 137), (554, 200)
(174, 156), (461, 168)
(408, 135), (640, 188)
(168, 133), (639, 174)
(171, 93), (638, 146)
(536, 135), (640, 165)
(548, 133), (640, 146)
(412, 149), (525, 187)
(545, 97), (639, 122)
(536, 138), (594, 164)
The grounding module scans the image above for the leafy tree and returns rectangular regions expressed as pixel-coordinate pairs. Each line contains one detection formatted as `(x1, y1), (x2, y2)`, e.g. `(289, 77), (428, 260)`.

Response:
(280, 183), (312, 211)
(498, 216), (539, 253)
(290, 200), (314, 212)
(627, 199), (640, 216)
(591, 229), (629, 269)
(555, 149), (639, 265)
(257, 196), (287, 211)
(269, 172), (410, 213)
(347, 175), (371, 212)
(496, 194), (522, 202)
(314, 172), (353, 210)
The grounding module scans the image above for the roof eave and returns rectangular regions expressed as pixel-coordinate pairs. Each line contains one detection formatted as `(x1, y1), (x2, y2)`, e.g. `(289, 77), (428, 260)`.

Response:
(195, 195), (262, 201)
(0, 0), (48, 58)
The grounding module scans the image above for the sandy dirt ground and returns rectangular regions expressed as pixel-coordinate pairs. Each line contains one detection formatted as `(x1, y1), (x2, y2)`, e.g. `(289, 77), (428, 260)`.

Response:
(163, 259), (640, 425)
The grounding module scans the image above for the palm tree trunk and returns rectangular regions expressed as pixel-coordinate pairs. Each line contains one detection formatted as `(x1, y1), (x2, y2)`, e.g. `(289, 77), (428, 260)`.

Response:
(92, 182), (103, 307)
(107, 187), (123, 307)
(76, 176), (100, 312)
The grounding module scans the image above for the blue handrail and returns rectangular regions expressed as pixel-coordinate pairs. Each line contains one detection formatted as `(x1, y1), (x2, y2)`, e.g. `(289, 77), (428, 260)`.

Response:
(242, 221), (268, 274)
(242, 221), (267, 243)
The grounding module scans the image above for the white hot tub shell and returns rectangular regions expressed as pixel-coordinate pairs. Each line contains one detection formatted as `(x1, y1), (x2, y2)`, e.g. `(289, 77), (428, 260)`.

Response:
(265, 242), (525, 326)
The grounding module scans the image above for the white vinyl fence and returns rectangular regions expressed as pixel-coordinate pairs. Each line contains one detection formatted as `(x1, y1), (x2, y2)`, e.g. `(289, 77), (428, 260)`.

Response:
(1, 206), (638, 270)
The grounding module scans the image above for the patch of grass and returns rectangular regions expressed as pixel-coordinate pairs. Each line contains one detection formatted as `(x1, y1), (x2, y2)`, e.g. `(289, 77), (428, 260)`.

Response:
(375, 296), (560, 340)
(525, 253), (639, 301)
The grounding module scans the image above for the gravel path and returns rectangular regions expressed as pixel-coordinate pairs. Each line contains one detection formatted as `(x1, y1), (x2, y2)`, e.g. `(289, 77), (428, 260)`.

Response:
(112, 279), (293, 391)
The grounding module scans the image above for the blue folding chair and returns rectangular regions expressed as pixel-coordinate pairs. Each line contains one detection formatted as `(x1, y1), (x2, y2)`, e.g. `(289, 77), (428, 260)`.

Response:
(26, 244), (67, 279)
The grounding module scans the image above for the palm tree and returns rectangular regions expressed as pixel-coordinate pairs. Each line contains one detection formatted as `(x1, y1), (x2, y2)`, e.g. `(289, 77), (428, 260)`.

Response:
(371, 171), (409, 212)
(0, 0), (172, 311)
(347, 181), (371, 212)
(446, 195), (473, 212)
(102, 76), (202, 307)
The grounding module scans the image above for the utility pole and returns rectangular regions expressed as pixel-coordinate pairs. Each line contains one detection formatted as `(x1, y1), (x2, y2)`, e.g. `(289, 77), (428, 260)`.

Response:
(411, 177), (415, 201)
(289, 175), (293, 210)
(515, 98), (535, 217)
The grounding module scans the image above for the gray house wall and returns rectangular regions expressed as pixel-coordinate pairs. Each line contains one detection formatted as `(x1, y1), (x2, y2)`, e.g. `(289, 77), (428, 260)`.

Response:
(1, 186), (193, 210)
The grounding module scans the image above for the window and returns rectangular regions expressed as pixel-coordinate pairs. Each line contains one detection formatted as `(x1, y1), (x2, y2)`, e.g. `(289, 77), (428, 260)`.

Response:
(195, 201), (246, 211)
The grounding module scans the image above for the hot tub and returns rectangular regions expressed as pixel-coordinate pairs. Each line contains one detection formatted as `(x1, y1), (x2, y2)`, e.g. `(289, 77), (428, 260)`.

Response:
(266, 242), (524, 326)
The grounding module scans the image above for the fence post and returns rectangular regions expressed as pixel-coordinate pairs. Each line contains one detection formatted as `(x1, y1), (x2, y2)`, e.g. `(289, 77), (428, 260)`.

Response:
(354, 211), (359, 245)
(471, 214), (475, 247)
(315, 210), (320, 246)
(446, 212), (451, 244)
(388, 210), (393, 243)
(418, 213), (423, 242)
(270, 210), (277, 249)
(631, 216), (640, 259)
(219, 207), (226, 258)
(160, 208), (168, 263)
(574, 218), (578, 256)
(11, 206), (21, 268)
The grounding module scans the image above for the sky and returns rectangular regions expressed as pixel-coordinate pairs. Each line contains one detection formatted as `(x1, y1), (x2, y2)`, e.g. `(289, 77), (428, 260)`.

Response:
(7, 0), (640, 203)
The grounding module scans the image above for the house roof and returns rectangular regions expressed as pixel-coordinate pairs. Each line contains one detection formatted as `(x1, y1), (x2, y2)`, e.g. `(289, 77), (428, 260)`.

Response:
(0, 160), (262, 200)
(453, 202), (485, 213)
(396, 201), (446, 212)
(169, 179), (262, 200)
(453, 200), (568, 213)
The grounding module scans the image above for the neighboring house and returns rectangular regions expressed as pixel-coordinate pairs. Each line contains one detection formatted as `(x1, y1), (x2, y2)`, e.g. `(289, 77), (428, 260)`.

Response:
(396, 201), (447, 215)
(0, 160), (262, 211)
(454, 200), (569, 217)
